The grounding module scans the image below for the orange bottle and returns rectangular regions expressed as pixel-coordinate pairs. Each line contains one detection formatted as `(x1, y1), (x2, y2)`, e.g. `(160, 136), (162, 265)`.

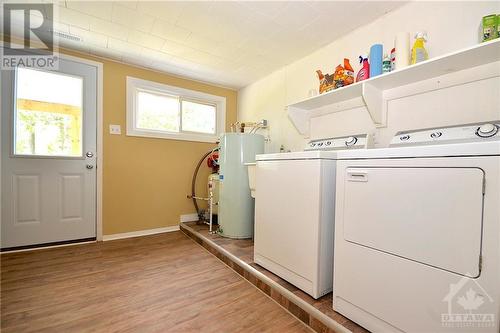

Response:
(343, 58), (354, 85)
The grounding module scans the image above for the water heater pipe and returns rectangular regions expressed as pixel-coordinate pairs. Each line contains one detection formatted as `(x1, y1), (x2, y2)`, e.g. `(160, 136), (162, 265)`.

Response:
(189, 147), (219, 220)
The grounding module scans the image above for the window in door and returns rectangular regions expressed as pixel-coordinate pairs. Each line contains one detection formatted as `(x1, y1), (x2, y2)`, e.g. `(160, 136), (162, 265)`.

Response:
(14, 67), (84, 157)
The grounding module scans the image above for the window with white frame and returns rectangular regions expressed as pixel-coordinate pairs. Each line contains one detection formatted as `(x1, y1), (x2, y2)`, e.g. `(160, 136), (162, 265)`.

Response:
(126, 77), (225, 143)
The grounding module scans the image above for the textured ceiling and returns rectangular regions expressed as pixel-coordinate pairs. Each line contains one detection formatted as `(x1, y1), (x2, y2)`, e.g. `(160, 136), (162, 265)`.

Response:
(6, 1), (406, 89)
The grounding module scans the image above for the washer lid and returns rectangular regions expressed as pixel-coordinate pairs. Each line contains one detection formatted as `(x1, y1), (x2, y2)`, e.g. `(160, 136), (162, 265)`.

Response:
(336, 141), (500, 159)
(256, 150), (340, 161)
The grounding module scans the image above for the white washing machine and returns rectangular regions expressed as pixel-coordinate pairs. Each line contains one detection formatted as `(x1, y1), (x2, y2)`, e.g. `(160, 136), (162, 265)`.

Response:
(254, 134), (372, 299)
(333, 122), (500, 332)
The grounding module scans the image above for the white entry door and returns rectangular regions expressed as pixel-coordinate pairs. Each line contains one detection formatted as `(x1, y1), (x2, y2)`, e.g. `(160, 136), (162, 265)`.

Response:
(1, 57), (97, 249)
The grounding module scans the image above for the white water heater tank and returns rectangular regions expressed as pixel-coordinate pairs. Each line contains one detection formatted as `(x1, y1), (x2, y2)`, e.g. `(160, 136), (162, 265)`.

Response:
(218, 133), (265, 238)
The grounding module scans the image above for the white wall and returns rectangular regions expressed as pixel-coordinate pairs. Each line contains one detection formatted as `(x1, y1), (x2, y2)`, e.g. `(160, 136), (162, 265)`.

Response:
(238, 1), (500, 151)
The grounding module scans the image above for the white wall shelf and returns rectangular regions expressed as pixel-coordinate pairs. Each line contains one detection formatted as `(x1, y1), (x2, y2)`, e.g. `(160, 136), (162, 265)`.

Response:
(287, 39), (500, 136)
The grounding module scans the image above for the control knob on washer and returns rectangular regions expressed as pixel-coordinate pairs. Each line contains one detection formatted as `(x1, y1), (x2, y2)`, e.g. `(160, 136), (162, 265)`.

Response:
(476, 123), (498, 138)
(345, 136), (357, 146)
(400, 135), (410, 141)
(430, 131), (442, 139)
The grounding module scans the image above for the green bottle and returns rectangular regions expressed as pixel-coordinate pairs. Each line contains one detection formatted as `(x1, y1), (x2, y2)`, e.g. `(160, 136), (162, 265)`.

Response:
(497, 15), (500, 39)
(382, 54), (391, 73)
(482, 14), (497, 42)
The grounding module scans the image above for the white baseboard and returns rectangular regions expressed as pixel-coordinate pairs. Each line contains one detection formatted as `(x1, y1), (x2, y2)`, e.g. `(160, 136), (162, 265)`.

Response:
(180, 213), (199, 223)
(103, 225), (180, 241)
(1, 240), (96, 254)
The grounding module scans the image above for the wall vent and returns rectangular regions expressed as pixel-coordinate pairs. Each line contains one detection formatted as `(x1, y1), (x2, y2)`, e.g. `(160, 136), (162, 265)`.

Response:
(50, 30), (82, 42)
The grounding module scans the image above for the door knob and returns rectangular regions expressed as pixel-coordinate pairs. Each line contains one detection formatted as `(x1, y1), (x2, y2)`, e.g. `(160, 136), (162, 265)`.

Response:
(86, 151), (94, 158)
(86, 165), (94, 170)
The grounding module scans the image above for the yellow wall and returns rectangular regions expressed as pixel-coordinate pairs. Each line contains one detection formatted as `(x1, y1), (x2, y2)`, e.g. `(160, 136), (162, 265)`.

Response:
(62, 50), (237, 235)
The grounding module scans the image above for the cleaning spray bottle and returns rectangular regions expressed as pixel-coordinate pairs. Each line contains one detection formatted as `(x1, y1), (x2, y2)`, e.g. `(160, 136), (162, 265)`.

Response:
(411, 32), (429, 64)
(356, 55), (370, 82)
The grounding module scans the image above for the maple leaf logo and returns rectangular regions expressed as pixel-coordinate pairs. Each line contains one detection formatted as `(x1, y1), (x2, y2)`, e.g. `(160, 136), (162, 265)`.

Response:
(457, 288), (484, 312)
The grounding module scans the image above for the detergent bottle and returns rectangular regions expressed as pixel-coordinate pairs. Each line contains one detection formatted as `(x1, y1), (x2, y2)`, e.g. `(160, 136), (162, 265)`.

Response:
(356, 55), (370, 82)
(411, 32), (428, 64)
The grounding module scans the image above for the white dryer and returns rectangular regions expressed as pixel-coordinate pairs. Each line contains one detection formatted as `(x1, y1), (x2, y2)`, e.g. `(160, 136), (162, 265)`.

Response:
(254, 134), (371, 299)
(333, 122), (500, 332)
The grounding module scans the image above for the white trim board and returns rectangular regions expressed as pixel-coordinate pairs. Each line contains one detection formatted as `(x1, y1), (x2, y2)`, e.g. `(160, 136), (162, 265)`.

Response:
(180, 213), (199, 223)
(0, 240), (97, 254)
(102, 226), (180, 241)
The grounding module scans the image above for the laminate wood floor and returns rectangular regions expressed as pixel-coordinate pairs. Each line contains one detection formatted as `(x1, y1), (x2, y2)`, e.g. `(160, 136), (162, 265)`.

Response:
(1, 231), (312, 333)
(183, 222), (368, 333)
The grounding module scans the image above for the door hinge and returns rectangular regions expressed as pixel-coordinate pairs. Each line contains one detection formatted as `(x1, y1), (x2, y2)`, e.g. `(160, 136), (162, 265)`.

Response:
(482, 178), (486, 194)
(479, 255), (483, 274)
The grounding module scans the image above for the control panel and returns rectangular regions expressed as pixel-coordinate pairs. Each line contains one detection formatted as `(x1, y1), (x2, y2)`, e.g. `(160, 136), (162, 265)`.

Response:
(304, 134), (373, 151)
(390, 121), (500, 147)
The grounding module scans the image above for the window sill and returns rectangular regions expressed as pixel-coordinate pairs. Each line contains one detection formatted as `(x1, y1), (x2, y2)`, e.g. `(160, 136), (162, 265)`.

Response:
(126, 129), (219, 143)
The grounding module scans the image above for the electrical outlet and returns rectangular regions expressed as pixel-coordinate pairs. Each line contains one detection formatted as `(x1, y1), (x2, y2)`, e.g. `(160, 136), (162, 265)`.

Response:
(109, 124), (121, 135)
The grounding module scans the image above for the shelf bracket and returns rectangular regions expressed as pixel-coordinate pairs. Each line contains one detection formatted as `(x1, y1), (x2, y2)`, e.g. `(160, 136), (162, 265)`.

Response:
(362, 82), (387, 127)
(287, 106), (310, 137)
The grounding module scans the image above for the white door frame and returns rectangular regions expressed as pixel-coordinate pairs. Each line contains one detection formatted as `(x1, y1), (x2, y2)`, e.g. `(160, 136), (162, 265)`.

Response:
(0, 47), (104, 242)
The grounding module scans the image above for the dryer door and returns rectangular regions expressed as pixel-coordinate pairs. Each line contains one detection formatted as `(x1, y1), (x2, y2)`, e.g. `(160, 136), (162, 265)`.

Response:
(342, 167), (484, 277)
